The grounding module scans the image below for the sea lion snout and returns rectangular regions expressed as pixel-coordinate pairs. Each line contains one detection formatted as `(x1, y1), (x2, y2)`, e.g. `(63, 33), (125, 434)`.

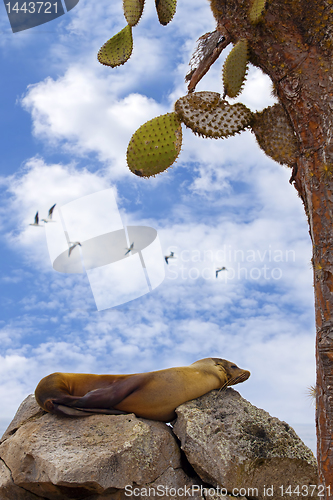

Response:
(227, 369), (251, 386)
(210, 358), (250, 383)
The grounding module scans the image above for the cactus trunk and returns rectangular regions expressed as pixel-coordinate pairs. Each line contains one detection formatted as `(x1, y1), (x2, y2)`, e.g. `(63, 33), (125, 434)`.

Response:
(209, 0), (333, 493)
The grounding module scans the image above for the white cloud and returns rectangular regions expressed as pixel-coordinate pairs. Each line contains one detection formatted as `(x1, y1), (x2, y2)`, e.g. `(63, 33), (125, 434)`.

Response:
(21, 69), (165, 177)
(3, 158), (110, 268)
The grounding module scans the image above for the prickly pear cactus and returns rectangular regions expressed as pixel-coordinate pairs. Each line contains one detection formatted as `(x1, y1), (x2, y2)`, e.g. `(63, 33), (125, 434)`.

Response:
(123, 0), (144, 27)
(174, 91), (253, 139)
(98, 25), (133, 67)
(249, 0), (266, 24)
(251, 104), (299, 165)
(222, 39), (249, 98)
(127, 112), (182, 177)
(155, 0), (177, 26)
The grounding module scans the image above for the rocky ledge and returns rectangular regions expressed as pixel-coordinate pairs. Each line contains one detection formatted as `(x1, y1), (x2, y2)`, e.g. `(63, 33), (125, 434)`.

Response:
(0, 389), (318, 500)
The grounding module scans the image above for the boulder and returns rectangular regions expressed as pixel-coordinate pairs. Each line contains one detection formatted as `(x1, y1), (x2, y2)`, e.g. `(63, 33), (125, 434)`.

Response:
(0, 395), (200, 500)
(0, 459), (44, 500)
(0, 391), (318, 500)
(173, 388), (318, 500)
(0, 395), (44, 445)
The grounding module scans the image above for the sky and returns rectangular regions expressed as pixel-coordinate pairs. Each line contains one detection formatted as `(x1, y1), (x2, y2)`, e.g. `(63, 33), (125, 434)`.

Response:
(0, 0), (317, 452)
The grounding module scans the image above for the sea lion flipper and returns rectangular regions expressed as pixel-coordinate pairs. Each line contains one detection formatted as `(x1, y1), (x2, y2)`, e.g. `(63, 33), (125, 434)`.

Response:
(53, 405), (130, 417)
(53, 405), (96, 417)
(68, 375), (143, 410)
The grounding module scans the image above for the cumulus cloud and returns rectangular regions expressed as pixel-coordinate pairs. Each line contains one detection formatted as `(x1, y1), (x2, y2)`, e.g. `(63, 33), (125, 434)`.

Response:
(21, 70), (165, 177)
(2, 158), (111, 269)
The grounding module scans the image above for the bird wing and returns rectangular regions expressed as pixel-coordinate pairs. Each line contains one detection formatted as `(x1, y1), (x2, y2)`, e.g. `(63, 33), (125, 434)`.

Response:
(49, 204), (56, 218)
(35, 212), (39, 224)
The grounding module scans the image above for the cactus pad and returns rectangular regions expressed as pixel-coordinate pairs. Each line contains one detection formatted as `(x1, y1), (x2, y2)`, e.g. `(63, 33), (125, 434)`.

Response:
(98, 25), (133, 67)
(174, 91), (253, 139)
(249, 0), (266, 24)
(155, 0), (177, 25)
(123, 0), (144, 26)
(127, 112), (182, 177)
(222, 39), (249, 98)
(251, 104), (299, 165)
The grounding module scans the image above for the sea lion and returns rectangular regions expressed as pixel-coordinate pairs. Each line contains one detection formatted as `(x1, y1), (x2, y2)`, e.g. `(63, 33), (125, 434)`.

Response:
(35, 357), (250, 422)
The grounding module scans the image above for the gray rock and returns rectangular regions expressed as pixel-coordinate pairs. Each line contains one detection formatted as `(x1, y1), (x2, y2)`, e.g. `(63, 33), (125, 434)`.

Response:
(0, 395), (44, 445)
(0, 407), (181, 499)
(173, 388), (318, 500)
(0, 390), (319, 500)
(0, 459), (44, 500)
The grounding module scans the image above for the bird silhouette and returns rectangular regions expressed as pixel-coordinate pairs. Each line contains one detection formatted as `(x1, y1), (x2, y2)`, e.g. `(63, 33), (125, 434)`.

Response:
(42, 204), (56, 223)
(216, 266), (227, 278)
(125, 242), (134, 256)
(68, 241), (82, 257)
(165, 251), (175, 264)
(29, 212), (43, 227)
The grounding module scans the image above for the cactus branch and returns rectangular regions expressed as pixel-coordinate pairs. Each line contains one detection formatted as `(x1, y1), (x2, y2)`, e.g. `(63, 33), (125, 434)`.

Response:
(186, 28), (231, 93)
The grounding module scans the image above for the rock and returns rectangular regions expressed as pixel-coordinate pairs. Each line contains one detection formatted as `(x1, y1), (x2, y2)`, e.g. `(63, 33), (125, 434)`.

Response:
(0, 391), (318, 500)
(0, 395), (43, 445)
(0, 397), (193, 500)
(0, 459), (44, 500)
(173, 388), (319, 500)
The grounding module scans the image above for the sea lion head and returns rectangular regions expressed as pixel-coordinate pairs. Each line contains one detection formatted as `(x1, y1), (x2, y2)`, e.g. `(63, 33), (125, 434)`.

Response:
(211, 358), (250, 387)
(190, 357), (250, 388)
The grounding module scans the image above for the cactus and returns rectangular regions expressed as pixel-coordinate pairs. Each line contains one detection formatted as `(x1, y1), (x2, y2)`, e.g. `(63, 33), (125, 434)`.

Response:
(174, 91), (253, 139)
(251, 104), (299, 165)
(123, 0), (145, 27)
(98, 25), (133, 67)
(155, 0), (177, 26)
(127, 112), (182, 177)
(222, 39), (249, 98)
(249, 0), (266, 24)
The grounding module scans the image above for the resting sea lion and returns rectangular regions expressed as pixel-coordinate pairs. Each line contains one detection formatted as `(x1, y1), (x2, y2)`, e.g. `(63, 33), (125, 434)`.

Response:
(35, 357), (250, 422)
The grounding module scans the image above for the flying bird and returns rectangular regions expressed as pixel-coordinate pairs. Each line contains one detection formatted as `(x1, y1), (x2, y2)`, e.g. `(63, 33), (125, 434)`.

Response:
(29, 212), (43, 227)
(42, 203), (56, 223)
(165, 251), (175, 264)
(125, 243), (134, 256)
(216, 266), (227, 278)
(68, 241), (82, 257)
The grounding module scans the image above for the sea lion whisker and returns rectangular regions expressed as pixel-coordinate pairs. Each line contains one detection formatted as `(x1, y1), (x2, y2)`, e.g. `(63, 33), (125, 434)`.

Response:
(218, 380), (229, 393)
(227, 375), (243, 386)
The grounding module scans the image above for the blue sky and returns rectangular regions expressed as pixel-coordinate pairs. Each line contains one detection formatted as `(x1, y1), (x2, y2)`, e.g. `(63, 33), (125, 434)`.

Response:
(0, 0), (316, 451)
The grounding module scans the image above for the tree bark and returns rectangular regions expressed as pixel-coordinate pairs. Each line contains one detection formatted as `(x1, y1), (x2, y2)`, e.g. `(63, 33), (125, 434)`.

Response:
(209, 0), (333, 494)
